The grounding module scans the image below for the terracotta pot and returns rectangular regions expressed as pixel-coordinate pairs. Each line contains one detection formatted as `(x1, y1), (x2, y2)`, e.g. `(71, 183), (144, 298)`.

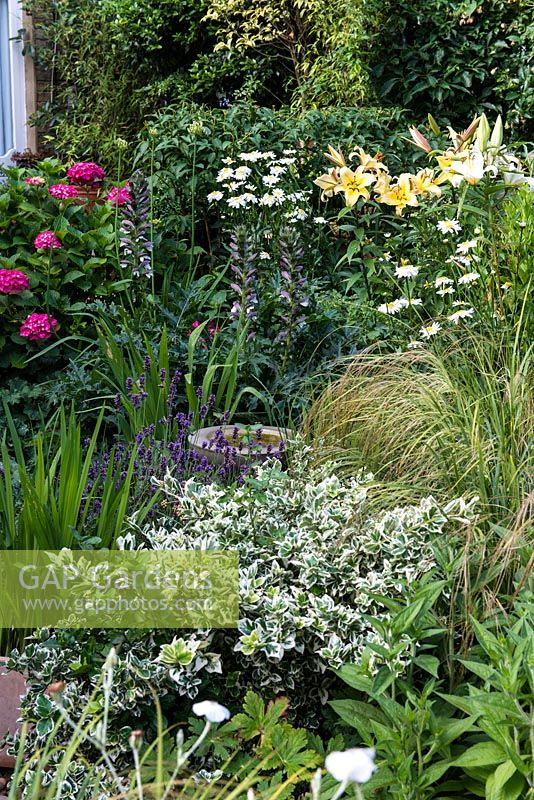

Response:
(0, 657), (26, 768)
(74, 185), (105, 212)
(188, 424), (293, 467)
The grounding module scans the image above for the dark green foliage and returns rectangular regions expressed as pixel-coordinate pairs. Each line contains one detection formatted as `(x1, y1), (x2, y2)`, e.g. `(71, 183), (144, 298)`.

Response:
(371, 0), (534, 135)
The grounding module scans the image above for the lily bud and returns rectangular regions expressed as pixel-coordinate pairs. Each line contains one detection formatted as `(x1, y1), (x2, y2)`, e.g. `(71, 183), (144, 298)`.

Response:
(323, 145), (346, 168)
(490, 115), (503, 150)
(408, 127), (432, 153)
(475, 114), (490, 151)
(427, 114), (441, 135)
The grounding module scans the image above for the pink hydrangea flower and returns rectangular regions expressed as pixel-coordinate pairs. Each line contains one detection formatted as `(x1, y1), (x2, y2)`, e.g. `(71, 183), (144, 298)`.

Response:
(67, 161), (106, 185)
(106, 183), (131, 206)
(25, 176), (45, 186)
(48, 183), (79, 199)
(19, 313), (58, 340)
(34, 231), (62, 250)
(0, 269), (30, 294)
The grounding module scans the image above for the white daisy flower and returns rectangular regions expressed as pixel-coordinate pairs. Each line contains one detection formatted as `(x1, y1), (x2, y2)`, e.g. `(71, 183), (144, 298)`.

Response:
(408, 340), (424, 349)
(234, 165), (252, 180)
(259, 251), (271, 260)
(456, 239), (478, 254)
(395, 263), (419, 278)
(313, 216), (328, 224)
(216, 168), (234, 182)
(282, 148), (296, 155)
(278, 157), (296, 165)
(239, 192), (258, 205)
(435, 276), (454, 287)
(377, 300), (403, 315)
(221, 157), (235, 165)
(262, 174), (280, 186)
(437, 219), (462, 234)
(407, 297), (423, 306)
(227, 196), (246, 208)
(420, 321), (441, 338)
(458, 272), (480, 285)
(436, 285), (455, 296)
(270, 165), (286, 175)
(239, 151), (263, 162)
(448, 308), (475, 323)
(207, 191), (223, 202)
(259, 193), (276, 207)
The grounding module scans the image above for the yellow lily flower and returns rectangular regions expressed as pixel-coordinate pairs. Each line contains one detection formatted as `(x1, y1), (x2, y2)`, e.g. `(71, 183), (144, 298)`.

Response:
(435, 151), (463, 186)
(314, 168), (341, 200)
(411, 168), (441, 197)
(349, 147), (389, 172)
(376, 173), (419, 216)
(336, 166), (376, 207)
(323, 145), (346, 168)
(373, 171), (391, 196)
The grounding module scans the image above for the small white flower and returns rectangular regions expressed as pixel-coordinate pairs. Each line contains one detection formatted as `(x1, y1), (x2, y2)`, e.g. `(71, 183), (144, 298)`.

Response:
(216, 168), (234, 182)
(259, 193), (276, 207)
(282, 148), (296, 155)
(234, 165), (252, 180)
(407, 297), (423, 306)
(259, 251), (271, 260)
(458, 272), (480, 285)
(384, 232), (391, 238)
(408, 340), (424, 349)
(377, 300), (403, 315)
(228, 181), (241, 191)
(437, 219), (461, 234)
(271, 188), (285, 201)
(192, 701), (231, 723)
(278, 157), (296, 165)
(448, 308), (475, 323)
(395, 264), (419, 278)
(227, 196), (246, 208)
(207, 191), (223, 203)
(239, 151), (263, 162)
(436, 285), (455, 296)
(435, 276), (454, 287)
(456, 255), (473, 267)
(221, 157), (235, 165)
(456, 239), (478, 254)
(270, 165), (286, 175)
(420, 321), (441, 338)
(262, 174), (280, 186)
(313, 216), (327, 224)
(325, 748), (376, 785)
(239, 192), (258, 205)
(292, 207), (307, 220)
(260, 151), (276, 160)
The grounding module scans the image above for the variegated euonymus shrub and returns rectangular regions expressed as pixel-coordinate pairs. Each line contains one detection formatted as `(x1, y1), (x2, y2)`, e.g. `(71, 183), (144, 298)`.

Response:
(10, 452), (474, 753)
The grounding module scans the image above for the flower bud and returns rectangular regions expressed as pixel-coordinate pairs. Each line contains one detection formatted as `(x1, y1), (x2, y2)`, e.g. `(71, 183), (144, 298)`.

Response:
(129, 729), (144, 751)
(46, 680), (66, 696)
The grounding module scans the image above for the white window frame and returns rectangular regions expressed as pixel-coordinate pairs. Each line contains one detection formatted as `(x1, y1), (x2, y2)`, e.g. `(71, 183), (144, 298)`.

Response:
(0, 0), (28, 164)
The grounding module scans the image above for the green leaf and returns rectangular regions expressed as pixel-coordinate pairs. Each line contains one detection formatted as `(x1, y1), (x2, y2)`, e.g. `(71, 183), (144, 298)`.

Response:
(414, 655), (440, 678)
(453, 742), (507, 768)
(329, 699), (387, 730)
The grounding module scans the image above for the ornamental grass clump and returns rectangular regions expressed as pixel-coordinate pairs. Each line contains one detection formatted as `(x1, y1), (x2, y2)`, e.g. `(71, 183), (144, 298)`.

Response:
(305, 329), (534, 528)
